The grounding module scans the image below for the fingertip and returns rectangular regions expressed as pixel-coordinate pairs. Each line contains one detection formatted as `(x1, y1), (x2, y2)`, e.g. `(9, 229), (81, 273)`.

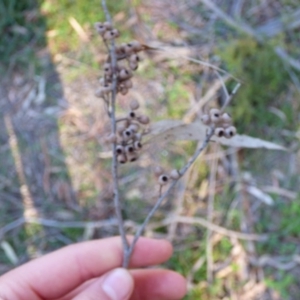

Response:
(131, 269), (187, 300)
(73, 268), (134, 300)
(169, 271), (188, 299)
(102, 268), (134, 300)
(129, 238), (174, 267)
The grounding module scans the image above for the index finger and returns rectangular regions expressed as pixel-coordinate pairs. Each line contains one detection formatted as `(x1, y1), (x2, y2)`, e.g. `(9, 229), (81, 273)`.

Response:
(0, 237), (173, 300)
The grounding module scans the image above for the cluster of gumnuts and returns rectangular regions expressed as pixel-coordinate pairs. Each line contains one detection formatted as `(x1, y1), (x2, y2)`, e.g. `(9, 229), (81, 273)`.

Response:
(94, 21), (145, 98)
(201, 108), (237, 138)
(104, 100), (150, 164)
(154, 166), (181, 187)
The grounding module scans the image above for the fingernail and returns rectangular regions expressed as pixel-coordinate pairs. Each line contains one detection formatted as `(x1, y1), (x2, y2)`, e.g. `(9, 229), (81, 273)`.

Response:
(102, 268), (133, 300)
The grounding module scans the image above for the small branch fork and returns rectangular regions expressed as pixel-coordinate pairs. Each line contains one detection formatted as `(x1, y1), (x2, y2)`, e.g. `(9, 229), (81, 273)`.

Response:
(101, 0), (241, 269)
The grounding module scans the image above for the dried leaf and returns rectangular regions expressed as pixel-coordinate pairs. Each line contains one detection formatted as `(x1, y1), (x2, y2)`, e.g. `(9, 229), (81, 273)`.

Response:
(149, 120), (286, 151)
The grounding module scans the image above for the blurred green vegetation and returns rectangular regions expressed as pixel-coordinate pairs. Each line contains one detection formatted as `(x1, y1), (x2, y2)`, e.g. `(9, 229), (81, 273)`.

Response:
(217, 37), (299, 135)
(40, 0), (127, 54)
(0, 0), (46, 72)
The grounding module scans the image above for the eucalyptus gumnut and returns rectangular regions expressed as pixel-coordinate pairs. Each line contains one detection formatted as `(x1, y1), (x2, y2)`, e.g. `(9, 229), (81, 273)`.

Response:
(154, 166), (164, 177)
(158, 174), (169, 185)
(125, 145), (135, 154)
(122, 128), (134, 140)
(103, 21), (112, 30)
(134, 133), (142, 141)
(127, 152), (138, 162)
(137, 115), (150, 125)
(128, 124), (139, 133)
(134, 141), (142, 150)
(119, 69), (132, 80)
(95, 85), (112, 97)
(221, 112), (232, 124)
(123, 79), (133, 89)
(103, 29), (119, 40)
(209, 108), (221, 124)
(129, 54), (140, 63)
(129, 61), (138, 71)
(124, 42), (136, 54)
(94, 22), (106, 35)
(170, 169), (180, 180)
(116, 145), (125, 155)
(224, 126), (237, 138)
(201, 114), (211, 125)
(129, 99), (140, 110)
(104, 63), (112, 76)
(128, 111), (137, 120)
(215, 127), (225, 137)
(118, 153), (127, 164)
(130, 40), (143, 52)
(117, 124), (126, 135)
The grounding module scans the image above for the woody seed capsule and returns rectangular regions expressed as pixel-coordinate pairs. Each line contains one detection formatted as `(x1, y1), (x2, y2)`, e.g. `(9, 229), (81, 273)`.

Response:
(119, 69), (132, 80)
(129, 99), (140, 110)
(221, 112), (232, 124)
(103, 21), (112, 30)
(170, 169), (180, 180)
(154, 166), (164, 177)
(116, 45), (126, 55)
(124, 43), (135, 54)
(127, 152), (138, 162)
(137, 115), (150, 125)
(95, 85), (112, 97)
(129, 61), (138, 71)
(201, 114), (211, 125)
(124, 79), (133, 89)
(118, 153), (127, 164)
(104, 63), (112, 76)
(129, 54), (140, 63)
(134, 133), (142, 141)
(134, 141), (142, 150)
(117, 124), (126, 135)
(94, 22), (106, 35)
(103, 30), (117, 40)
(209, 108), (221, 124)
(224, 126), (237, 138)
(215, 127), (225, 137)
(125, 145), (135, 153)
(130, 41), (143, 52)
(116, 145), (125, 155)
(122, 128), (134, 140)
(128, 124), (139, 133)
(128, 111), (137, 119)
(158, 174), (169, 185)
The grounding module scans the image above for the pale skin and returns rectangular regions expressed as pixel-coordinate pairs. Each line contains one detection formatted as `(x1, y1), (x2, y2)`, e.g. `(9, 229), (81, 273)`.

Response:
(0, 237), (187, 300)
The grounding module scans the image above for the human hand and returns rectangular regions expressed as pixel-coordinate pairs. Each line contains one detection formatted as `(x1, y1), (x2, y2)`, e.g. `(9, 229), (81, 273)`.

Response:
(0, 237), (186, 300)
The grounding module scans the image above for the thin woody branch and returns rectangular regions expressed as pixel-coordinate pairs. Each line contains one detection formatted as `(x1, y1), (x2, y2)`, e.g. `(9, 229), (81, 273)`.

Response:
(101, 0), (130, 263)
(98, 1), (241, 269)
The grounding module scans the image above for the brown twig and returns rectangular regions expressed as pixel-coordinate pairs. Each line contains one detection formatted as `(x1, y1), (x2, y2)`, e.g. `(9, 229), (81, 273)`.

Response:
(122, 82), (241, 267)
(100, 2), (242, 269)
(124, 127), (216, 267)
(101, 0), (130, 266)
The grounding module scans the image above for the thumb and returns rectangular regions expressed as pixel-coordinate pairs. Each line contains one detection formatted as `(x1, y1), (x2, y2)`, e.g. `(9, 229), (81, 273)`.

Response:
(73, 268), (134, 300)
